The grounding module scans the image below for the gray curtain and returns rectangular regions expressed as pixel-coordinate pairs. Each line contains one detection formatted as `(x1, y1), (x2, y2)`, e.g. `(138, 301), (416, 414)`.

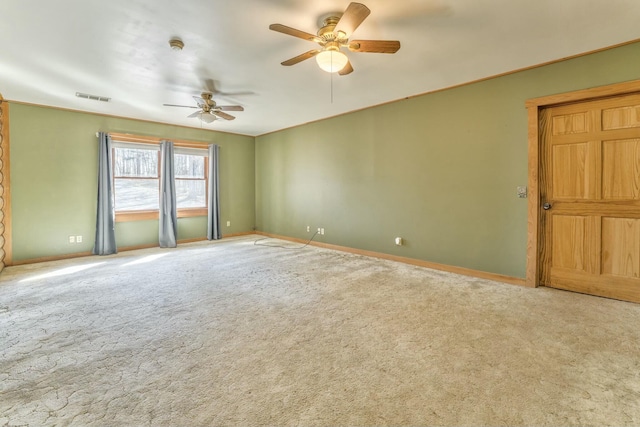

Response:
(159, 140), (177, 248)
(207, 144), (221, 240)
(93, 132), (117, 255)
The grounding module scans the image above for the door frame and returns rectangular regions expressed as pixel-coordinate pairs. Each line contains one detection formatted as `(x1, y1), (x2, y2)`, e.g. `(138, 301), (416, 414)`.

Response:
(0, 94), (10, 269)
(525, 78), (640, 288)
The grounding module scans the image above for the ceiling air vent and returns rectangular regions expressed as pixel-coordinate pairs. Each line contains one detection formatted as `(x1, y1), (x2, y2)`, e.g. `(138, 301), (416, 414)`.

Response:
(75, 92), (111, 102)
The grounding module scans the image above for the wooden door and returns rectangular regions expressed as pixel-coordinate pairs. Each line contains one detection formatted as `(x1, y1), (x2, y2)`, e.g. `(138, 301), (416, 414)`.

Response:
(540, 93), (640, 303)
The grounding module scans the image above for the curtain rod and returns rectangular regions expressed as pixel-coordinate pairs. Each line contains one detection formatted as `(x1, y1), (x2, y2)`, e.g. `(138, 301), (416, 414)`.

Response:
(96, 131), (214, 149)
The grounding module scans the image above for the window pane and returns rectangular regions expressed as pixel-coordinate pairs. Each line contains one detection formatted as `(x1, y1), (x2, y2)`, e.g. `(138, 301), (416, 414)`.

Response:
(175, 154), (205, 179)
(114, 147), (158, 177)
(115, 178), (159, 210)
(176, 179), (206, 208)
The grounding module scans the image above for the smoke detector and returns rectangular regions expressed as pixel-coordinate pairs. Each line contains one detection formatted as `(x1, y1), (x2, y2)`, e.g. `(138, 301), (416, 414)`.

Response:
(169, 38), (184, 51)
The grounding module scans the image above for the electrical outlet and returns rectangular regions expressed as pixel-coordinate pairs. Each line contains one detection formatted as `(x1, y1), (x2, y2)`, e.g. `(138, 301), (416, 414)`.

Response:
(320, 228), (325, 235)
(76, 235), (83, 243)
(317, 227), (321, 234)
(226, 221), (231, 227)
(306, 225), (310, 232)
(69, 236), (75, 244)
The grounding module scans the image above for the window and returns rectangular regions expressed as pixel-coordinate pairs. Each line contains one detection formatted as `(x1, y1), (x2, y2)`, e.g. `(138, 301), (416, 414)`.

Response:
(175, 151), (207, 209)
(113, 145), (160, 211)
(111, 139), (209, 221)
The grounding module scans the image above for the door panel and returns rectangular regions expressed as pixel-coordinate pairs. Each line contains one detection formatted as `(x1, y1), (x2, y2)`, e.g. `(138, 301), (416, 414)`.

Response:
(541, 93), (640, 302)
(601, 217), (640, 278)
(552, 111), (591, 135)
(551, 142), (599, 199)
(552, 215), (598, 273)
(602, 138), (640, 199)
(602, 104), (640, 130)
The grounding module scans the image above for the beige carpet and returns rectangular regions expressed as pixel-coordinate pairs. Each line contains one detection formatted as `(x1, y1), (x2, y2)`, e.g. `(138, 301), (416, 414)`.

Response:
(1, 235), (640, 426)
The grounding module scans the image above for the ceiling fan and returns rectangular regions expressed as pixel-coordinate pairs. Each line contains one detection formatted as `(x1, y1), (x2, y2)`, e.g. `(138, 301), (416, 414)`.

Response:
(269, 2), (400, 75)
(163, 93), (244, 122)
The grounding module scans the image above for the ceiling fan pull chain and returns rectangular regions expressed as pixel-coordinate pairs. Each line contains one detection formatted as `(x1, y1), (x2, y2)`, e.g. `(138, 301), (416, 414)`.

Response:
(330, 66), (334, 104)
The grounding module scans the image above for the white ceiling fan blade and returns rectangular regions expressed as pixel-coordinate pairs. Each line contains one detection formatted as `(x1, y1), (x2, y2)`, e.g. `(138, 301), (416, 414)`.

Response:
(217, 105), (244, 111)
(192, 96), (208, 108)
(163, 103), (198, 109)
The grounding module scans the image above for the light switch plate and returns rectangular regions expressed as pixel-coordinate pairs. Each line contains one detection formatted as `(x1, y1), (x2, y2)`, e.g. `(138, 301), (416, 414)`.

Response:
(517, 186), (528, 198)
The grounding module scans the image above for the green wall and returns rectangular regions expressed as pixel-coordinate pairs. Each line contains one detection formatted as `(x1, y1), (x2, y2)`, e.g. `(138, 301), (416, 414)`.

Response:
(7, 41), (640, 272)
(9, 105), (255, 262)
(255, 41), (640, 278)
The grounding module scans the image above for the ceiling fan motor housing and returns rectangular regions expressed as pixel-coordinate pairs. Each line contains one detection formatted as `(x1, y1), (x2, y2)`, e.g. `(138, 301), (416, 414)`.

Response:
(318, 16), (349, 47)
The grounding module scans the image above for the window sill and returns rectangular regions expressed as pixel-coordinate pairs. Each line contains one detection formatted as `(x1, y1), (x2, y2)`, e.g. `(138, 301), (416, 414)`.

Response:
(178, 208), (207, 218)
(115, 208), (207, 222)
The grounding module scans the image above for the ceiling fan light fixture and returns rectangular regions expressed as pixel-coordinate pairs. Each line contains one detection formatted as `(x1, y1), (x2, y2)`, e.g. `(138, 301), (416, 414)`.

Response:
(315, 50), (348, 73)
(199, 112), (216, 123)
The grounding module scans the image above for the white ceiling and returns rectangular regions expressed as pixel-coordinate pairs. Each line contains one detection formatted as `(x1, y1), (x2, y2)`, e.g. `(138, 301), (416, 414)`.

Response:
(1, 0), (639, 136)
